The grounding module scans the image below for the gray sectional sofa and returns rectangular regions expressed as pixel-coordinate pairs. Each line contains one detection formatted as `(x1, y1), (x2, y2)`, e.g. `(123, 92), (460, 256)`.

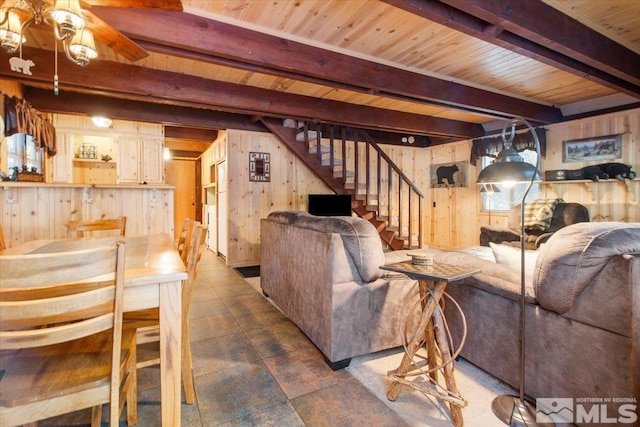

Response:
(259, 211), (429, 369)
(439, 222), (640, 424)
(260, 212), (639, 422)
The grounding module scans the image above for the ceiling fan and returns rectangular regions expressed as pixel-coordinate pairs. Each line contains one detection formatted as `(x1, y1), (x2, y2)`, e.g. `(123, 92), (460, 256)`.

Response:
(0, 0), (183, 65)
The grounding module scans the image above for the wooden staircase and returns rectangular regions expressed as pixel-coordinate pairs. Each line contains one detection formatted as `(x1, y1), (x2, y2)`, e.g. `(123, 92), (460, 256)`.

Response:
(261, 117), (423, 250)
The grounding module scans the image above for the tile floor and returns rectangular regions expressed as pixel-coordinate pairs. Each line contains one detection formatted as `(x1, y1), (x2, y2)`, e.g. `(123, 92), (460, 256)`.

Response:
(40, 249), (416, 426)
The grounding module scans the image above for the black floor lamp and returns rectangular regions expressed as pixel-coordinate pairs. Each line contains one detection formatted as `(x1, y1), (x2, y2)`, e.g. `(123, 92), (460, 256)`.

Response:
(477, 117), (554, 427)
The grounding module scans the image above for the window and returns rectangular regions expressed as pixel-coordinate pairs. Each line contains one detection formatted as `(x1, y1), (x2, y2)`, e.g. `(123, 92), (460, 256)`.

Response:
(6, 133), (43, 174)
(480, 149), (540, 211)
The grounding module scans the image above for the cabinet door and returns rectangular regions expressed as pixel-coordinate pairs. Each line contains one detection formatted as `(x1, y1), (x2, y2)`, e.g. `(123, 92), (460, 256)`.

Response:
(117, 137), (141, 183)
(142, 138), (164, 184)
(50, 132), (72, 183)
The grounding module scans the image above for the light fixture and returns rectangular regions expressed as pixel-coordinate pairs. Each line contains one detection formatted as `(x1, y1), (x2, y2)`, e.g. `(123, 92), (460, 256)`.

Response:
(0, 0), (98, 91)
(91, 116), (112, 128)
(0, 9), (25, 51)
(68, 28), (97, 66)
(50, 0), (85, 35)
(477, 117), (553, 427)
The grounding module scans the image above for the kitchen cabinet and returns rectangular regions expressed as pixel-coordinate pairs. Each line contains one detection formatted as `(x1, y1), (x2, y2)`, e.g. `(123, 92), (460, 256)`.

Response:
(118, 137), (164, 184)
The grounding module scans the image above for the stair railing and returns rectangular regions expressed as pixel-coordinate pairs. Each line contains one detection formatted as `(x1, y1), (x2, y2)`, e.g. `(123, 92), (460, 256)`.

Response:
(300, 122), (423, 248)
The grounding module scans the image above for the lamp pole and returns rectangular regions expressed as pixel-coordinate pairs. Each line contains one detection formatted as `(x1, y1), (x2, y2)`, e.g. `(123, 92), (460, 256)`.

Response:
(480, 117), (554, 426)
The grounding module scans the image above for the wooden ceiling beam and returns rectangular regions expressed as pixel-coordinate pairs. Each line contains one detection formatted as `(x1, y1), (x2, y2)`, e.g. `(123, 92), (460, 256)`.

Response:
(164, 126), (218, 141)
(383, 0), (640, 96)
(440, 0), (640, 86)
(22, 87), (267, 132)
(89, 6), (562, 124)
(22, 86), (454, 146)
(5, 51), (484, 138)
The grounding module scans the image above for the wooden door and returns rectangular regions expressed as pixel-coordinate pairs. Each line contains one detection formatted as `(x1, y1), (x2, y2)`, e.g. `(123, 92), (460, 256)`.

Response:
(165, 159), (196, 240)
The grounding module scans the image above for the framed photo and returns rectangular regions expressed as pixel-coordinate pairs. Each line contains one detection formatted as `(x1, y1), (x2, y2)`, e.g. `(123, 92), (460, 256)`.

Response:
(430, 160), (468, 188)
(249, 152), (270, 182)
(562, 134), (623, 163)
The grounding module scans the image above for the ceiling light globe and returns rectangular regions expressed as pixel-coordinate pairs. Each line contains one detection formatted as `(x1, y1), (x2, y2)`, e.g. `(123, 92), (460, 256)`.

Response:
(91, 116), (112, 128)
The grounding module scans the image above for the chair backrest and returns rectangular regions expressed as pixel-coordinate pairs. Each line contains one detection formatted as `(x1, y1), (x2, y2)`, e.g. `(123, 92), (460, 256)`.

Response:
(0, 242), (127, 426)
(0, 242), (126, 351)
(182, 223), (207, 321)
(67, 216), (127, 238)
(176, 217), (196, 263)
(547, 202), (590, 232)
(508, 201), (589, 234)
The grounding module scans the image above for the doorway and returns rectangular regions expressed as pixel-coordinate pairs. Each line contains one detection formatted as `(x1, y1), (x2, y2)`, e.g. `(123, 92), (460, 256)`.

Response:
(165, 158), (197, 240)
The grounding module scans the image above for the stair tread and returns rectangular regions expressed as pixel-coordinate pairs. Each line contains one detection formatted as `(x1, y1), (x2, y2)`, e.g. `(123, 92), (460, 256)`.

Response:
(271, 119), (424, 252)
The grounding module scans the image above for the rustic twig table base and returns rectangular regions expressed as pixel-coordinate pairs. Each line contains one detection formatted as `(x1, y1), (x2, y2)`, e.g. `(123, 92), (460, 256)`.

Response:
(380, 261), (480, 427)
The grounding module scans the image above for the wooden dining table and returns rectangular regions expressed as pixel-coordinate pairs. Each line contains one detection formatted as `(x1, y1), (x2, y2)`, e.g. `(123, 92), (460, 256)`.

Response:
(1, 233), (187, 426)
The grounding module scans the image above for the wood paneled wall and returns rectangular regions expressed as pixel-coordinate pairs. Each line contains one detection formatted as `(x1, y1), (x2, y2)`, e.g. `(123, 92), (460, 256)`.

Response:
(202, 108), (638, 264)
(0, 184), (174, 248)
(381, 108), (639, 249)
(201, 130), (332, 267)
(540, 111), (639, 223)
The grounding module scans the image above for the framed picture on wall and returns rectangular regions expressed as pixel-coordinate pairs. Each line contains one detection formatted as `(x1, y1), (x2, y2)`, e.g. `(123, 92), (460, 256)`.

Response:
(249, 152), (270, 182)
(430, 161), (468, 188)
(562, 134), (623, 163)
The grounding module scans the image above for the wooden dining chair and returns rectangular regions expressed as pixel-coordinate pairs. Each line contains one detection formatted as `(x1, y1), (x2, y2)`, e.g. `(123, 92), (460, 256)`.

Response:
(176, 217), (196, 263)
(125, 223), (207, 404)
(0, 242), (138, 427)
(66, 216), (127, 238)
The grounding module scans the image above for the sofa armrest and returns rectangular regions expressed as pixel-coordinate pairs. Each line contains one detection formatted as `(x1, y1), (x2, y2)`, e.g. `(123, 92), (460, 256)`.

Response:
(534, 232), (554, 248)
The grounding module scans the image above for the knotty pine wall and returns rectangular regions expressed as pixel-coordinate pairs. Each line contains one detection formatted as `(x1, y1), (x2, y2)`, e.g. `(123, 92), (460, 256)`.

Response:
(539, 110), (639, 223)
(204, 108), (638, 264)
(379, 107), (639, 249)
(201, 129), (332, 267)
(0, 184), (174, 248)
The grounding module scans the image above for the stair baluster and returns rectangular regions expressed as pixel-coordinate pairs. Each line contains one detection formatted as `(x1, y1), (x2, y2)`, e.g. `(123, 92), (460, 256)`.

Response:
(261, 118), (423, 250)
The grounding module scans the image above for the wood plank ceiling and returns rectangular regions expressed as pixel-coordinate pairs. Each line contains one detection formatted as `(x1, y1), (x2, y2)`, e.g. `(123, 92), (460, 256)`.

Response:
(1, 0), (639, 154)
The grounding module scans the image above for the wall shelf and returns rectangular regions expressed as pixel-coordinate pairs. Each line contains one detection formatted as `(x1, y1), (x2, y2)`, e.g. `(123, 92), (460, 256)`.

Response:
(542, 178), (638, 184)
(73, 158), (115, 164)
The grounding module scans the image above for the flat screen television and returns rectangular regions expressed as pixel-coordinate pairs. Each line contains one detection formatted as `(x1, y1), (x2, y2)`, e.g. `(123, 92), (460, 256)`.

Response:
(308, 194), (352, 216)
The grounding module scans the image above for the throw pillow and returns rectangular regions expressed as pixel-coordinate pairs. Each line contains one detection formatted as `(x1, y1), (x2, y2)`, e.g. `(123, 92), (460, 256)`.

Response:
(489, 242), (540, 276)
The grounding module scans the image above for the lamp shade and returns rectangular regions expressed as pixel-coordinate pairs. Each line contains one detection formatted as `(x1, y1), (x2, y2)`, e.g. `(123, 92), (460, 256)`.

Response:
(69, 28), (97, 66)
(477, 148), (541, 184)
(0, 10), (25, 52)
(477, 161), (541, 184)
(51, 0), (85, 30)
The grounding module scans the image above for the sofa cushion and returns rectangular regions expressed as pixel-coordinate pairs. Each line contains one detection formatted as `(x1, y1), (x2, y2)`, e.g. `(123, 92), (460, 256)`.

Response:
(434, 250), (536, 303)
(522, 198), (563, 231)
(534, 222), (640, 314)
(489, 242), (540, 277)
(288, 214), (386, 282)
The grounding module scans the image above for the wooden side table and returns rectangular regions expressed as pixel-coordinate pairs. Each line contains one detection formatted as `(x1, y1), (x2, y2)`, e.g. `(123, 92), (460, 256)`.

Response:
(380, 260), (480, 427)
